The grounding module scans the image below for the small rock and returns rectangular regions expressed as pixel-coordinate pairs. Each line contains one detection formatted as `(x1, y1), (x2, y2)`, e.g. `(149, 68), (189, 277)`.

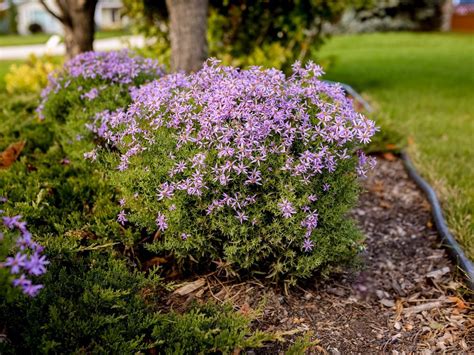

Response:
(426, 267), (450, 279)
(328, 287), (346, 297)
(380, 299), (395, 307)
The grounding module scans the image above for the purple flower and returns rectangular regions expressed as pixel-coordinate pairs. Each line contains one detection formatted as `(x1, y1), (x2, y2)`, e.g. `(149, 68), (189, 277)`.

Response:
(157, 182), (175, 200)
(181, 233), (189, 240)
(4, 252), (26, 274)
(2, 215), (22, 229)
(235, 211), (248, 224)
(81, 87), (99, 101)
(278, 199), (297, 219)
(119, 198), (126, 206)
(155, 212), (168, 232)
(25, 251), (49, 276)
(12, 274), (30, 287)
(22, 283), (44, 297)
(16, 233), (33, 250)
(302, 238), (314, 252)
(117, 210), (127, 225)
(322, 183), (330, 192)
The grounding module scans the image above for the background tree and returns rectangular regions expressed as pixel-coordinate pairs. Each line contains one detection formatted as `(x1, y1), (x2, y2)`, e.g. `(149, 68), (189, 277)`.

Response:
(123, 0), (371, 72)
(166, 0), (208, 72)
(40, 0), (98, 59)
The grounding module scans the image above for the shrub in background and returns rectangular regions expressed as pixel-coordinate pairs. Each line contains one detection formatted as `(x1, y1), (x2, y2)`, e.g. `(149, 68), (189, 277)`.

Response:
(5, 55), (60, 94)
(123, 0), (372, 71)
(88, 60), (377, 284)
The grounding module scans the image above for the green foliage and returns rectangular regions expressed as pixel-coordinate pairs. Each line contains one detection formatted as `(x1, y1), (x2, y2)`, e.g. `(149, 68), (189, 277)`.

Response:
(123, 0), (372, 70)
(1, 242), (265, 354)
(153, 302), (272, 354)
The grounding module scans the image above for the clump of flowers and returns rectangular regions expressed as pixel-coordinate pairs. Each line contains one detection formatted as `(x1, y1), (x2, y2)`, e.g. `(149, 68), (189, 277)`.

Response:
(88, 60), (377, 282)
(0, 208), (48, 297)
(37, 50), (165, 120)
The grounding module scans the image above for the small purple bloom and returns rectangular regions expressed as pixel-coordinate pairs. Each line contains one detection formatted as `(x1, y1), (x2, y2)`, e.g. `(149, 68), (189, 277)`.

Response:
(302, 238), (314, 252)
(155, 212), (168, 232)
(2, 215), (22, 229)
(278, 199), (297, 219)
(4, 252), (27, 274)
(117, 210), (127, 225)
(322, 183), (330, 192)
(235, 211), (248, 224)
(25, 251), (49, 276)
(22, 283), (44, 297)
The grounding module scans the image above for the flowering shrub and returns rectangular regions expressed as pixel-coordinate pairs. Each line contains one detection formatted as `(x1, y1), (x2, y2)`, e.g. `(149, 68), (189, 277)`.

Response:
(89, 60), (377, 282)
(0, 208), (48, 298)
(37, 50), (165, 122)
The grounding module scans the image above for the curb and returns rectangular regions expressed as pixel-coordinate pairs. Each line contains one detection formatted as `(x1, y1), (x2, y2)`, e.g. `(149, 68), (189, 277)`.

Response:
(333, 81), (474, 290)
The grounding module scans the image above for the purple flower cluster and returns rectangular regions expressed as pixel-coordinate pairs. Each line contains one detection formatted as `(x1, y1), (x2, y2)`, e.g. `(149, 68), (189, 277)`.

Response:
(37, 50), (164, 120)
(1, 212), (48, 297)
(64, 50), (164, 85)
(89, 59), (377, 251)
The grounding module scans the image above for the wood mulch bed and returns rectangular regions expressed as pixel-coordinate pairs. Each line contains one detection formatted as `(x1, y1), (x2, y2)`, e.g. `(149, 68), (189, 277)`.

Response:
(165, 157), (473, 353)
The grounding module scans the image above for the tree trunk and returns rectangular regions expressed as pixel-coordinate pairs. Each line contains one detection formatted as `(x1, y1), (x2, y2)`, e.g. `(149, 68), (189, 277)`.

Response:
(63, 1), (96, 59)
(166, 0), (208, 73)
(440, 0), (453, 32)
(41, 0), (97, 59)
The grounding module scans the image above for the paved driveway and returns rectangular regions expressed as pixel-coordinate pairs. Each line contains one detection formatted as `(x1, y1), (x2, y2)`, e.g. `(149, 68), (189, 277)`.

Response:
(0, 35), (145, 60)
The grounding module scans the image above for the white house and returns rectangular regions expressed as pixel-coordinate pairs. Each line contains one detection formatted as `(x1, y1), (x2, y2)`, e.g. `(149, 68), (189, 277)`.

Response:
(14, 0), (127, 35)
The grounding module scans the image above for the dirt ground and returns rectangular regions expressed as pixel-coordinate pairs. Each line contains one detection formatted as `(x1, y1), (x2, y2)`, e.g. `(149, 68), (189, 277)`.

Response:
(165, 157), (473, 354)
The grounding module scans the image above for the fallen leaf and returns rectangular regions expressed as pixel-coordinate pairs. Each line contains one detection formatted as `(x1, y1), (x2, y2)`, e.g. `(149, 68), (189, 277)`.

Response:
(382, 152), (396, 161)
(143, 256), (169, 269)
(447, 296), (467, 310)
(173, 278), (206, 296)
(239, 303), (251, 316)
(0, 141), (26, 169)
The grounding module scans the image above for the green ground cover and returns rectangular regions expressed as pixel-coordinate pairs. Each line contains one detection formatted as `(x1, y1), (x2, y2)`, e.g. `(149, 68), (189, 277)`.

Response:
(0, 29), (130, 47)
(319, 32), (474, 259)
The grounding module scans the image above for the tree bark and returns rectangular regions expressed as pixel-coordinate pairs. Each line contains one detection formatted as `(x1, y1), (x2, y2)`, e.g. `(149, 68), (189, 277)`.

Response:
(166, 0), (208, 73)
(440, 0), (453, 32)
(40, 0), (98, 59)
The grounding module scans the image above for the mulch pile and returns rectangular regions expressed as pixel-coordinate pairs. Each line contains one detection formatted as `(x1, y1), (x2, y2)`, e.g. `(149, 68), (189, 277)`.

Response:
(165, 157), (473, 353)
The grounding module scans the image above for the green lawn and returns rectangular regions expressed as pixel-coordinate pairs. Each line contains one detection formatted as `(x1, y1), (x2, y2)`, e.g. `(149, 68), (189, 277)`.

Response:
(319, 32), (474, 259)
(0, 30), (130, 47)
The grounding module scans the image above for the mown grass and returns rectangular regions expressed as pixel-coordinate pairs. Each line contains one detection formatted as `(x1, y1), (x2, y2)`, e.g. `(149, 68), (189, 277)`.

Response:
(0, 29), (130, 47)
(318, 32), (474, 259)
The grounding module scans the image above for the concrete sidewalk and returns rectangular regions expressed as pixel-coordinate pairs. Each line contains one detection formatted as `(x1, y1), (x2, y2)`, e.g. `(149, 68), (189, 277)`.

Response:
(0, 35), (146, 60)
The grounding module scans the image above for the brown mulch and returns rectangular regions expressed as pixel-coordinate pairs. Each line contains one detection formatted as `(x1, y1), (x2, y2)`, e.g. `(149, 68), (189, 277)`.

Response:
(164, 157), (474, 353)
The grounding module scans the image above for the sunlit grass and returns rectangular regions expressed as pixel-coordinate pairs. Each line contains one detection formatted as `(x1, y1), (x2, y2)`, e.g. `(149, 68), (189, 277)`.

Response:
(319, 32), (474, 258)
